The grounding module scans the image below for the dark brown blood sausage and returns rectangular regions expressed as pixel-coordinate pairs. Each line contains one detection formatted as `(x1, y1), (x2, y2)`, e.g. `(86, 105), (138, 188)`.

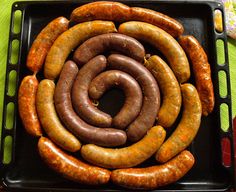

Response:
(27, 17), (69, 73)
(178, 35), (215, 116)
(38, 137), (110, 185)
(54, 60), (127, 147)
(107, 54), (160, 142)
(73, 33), (145, 66)
(71, 55), (112, 127)
(111, 150), (195, 190)
(18, 75), (42, 137)
(89, 70), (143, 129)
(70, 1), (184, 37)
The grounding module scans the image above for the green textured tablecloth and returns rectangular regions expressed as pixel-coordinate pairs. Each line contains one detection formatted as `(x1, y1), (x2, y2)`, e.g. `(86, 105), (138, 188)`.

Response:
(0, 0), (236, 161)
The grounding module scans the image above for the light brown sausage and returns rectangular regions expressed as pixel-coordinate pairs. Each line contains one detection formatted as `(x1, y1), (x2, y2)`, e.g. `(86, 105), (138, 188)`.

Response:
(27, 17), (69, 73)
(156, 83), (202, 163)
(118, 21), (190, 83)
(144, 55), (181, 128)
(38, 137), (110, 185)
(44, 21), (117, 80)
(70, 1), (184, 37)
(178, 35), (215, 116)
(36, 79), (81, 152)
(18, 75), (42, 137)
(81, 126), (166, 169)
(111, 150), (195, 190)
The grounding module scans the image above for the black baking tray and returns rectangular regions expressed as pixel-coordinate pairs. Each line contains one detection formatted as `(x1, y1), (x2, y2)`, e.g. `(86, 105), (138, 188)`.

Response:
(0, 0), (235, 191)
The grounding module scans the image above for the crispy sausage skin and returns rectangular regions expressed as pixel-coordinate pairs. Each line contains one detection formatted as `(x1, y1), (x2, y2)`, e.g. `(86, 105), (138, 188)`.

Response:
(111, 150), (195, 190)
(118, 21), (190, 83)
(44, 21), (117, 80)
(89, 70), (143, 129)
(156, 83), (202, 163)
(72, 55), (112, 127)
(144, 55), (181, 128)
(18, 75), (42, 137)
(54, 60), (127, 147)
(81, 126), (166, 169)
(36, 79), (81, 152)
(73, 33), (145, 66)
(27, 17), (69, 73)
(178, 35), (215, 116)
(38, 137), (110, 185)
(70, 1), (184, 37)
(108, 54), (160, 142)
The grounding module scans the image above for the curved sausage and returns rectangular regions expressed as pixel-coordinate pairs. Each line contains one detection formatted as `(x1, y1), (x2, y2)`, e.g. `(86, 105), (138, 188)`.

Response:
(111, 150), (195, 190)
(81, 126), (166, 169)
(118, 21), (190, 83)
(89, 70), (143, 129)
(70, 1), (184, 37)
(108, 54), (160, 142)
(54, 60), (127, 147)
(156, 83), (202, 163)
(178, 35), (215, 116)
(38, 137), (110, 185)
(27, 17), (69, 73)
(44, 21), (117, 80)
(18, 75), (42, 137)
(72, 55), (112, 127)
(36, 79), (81, 152)
(73, 33), (145, 66)
(144, 55), (181, 128)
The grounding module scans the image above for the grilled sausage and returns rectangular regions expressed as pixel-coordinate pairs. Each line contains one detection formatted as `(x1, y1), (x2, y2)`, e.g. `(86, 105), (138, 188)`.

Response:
(18, 75), (42, 137)
(70, 1), (184, 37)
(27, 17), (69, 73)
(54, 60), (127, 147)
(38, 137), (110, 185)
(108, 54), (160, 142)
(71, 55), (112, 127)
(111, 150), (195, 190)
(81, 126), (166, 169)
(36, 79), (81, 152)
(89, 70), (143, 129)
(118, 21), (190, 83)
(178, 35), (215, 116)
(156, 83), (202, 163)
(44, 21), (117, 80)
(144, 55), (181, 128)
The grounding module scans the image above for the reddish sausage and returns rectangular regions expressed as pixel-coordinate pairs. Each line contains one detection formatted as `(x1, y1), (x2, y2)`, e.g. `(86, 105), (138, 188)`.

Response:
(71, 55), (112, 127)
(111, 150), (195, 190)
(178, 35), (215, 116)
(156, 83), (202, 163)
(38, 137), (110, 185)
(27, 17), (69, 73)
(89, 70), (143, 129)
(108, 54), (160, 142)
(73, 33), (145, 66)
(54, 60), (127, 147)
(70, 1), (184, 37)
(18, 75), (42, 137)
(118, 21), (190, 83)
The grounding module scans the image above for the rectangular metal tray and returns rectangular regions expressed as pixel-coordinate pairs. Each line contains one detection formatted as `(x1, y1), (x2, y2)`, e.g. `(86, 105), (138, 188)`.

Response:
(0, 0), (235, 191)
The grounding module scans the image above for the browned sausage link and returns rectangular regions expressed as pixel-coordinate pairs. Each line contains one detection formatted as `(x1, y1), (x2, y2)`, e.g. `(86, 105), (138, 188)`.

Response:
(89, 70), (143, 129)
(111, 150), (195, 190)
(18, 75), (42, 137)
(72, 55), (112, 127)
(178, 35), (215, 116)
(54, 60), (127, 147)
(108, 54), (160, 142)
(38, 137), (110, 185)
(73, 33), (145, 66)
(27, 17), (69, 73)
(70, 1), (183, 37)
